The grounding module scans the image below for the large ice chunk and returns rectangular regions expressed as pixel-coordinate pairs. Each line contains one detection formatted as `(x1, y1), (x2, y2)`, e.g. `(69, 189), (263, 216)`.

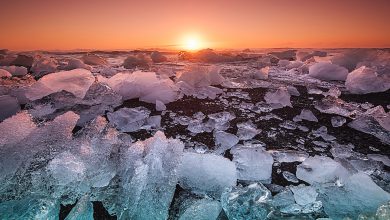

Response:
(0, 69), (11, 77)
(345, 66), (390, 94)
(221, 182), (273, 220)
(231, 144), (273, 182)
(0, 65), (28, 76)
(214, 131), (239, 154)
(31, 57), (58, 77)
(176, 66), (224, 87)
(264, 87), (292, 108)
(106, 71), (178, 104)
(81, 54), (107, 66)
(296, 156), (351, 184)
(178, 152), (236, 198)
(0, 95), (20, 121)
(63, 58), (92, 71)
(0, 111), (36, 146)
(27, 69), (95, 100)
(236, 121), (260, 140)
(308, 62), (349, 81)
(107, 107), (151, 132)
(178, 198), (222, 220)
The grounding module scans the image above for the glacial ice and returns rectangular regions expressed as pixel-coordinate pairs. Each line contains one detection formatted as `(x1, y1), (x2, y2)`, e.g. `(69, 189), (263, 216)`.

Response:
(27, 69), (95, 101)
(264, 87), (292, 108)
(0, 95), (20, 121)
(122, 54), (150, 69)
(150, 51), (168, 63)
(106, 71), (178, 104)
(0, 111), (36, 146)
(250, 67), (269, 80)
(31, 57), (58, 77)
(331, 116), (347, 127)
(178, 198), (222, 220)
(63, 58), (92, 71)
(0, 69), (11, 77)
(81, 54), (108, 66)
(290, 185), (318, 206)
(308, 62), (349, 81)
(0, 65), (28, 76)
(282, 171), (299, 183)
(64, 195), (93, 220)
(293, 109), (318, 122)
(236, 121), (260, 140)
(346, 66), (390, 94)
(214, 131), (239, 154)
(231, 143), (273, 181)
(107, 107), (151, 132)
(178, 152), (236, 198)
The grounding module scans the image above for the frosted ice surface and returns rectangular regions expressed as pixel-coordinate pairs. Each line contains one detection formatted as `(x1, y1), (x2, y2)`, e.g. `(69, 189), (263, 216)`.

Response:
(64, 195), (93, 220)
(176, 66), (224, 87)
(27, 69), (95, 100)
(0, 69), (11, 77)
(231, 144), (273, 181)
(31, 57), (58, 77)
(107, 107), (151, 132)
(107, 71), (178, 104)
(156, 100), (167, 111)
(320, 172), (390, 219)
(0, 65), (28, 76)
(221, 182), (273, 220)
(117, 131), (184, 219)
(331, 116), (347, 127)
(264, 87), (292, 108)
(308, 62), (349, 81)
(0, 95), (20, 121)
(296, 156), (351, 184)
(293, 109), (318, 122)
(214, 131), (239, 154)
(346, 66), (390, 94)
(208, 111), (235, 131)
(269, 150), (309, 163)
(250, 67), (269, 80)
(47, 151), (86, 186)
(290, 185), (318, 206)
(63, 58), (92, 71)
(287, 85), (300, 96)
(178, 198), (222, 220)
(314, 97), (360, 117)
(0, 111), (36, 146)
(236, 121), (260, 140)
(179, 152), (236, 198)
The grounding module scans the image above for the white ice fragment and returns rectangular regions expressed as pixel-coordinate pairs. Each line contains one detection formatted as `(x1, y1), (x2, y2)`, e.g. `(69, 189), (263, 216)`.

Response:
(290, 185), (318, 206)
(287, 86), (300, 96)
(308, 62), (349, 81)
(236, 121), (260, 140)
(0, 111), (36, 146)
(208, 111), (235, 131)
(0, 69), (12, 77)
(176, 66), (224, 87)
(0, 95), (20, 121)
(293, 109), (318, 122)
(250, 67), (269, 80)
(81, 54), (107, 66)
(27, 69), (95, 100)
(331, 116), (346, 127)
(264, 87), (292, 107)
(282, 171), (299, 183)
(214, 131), (239, 154)
(311, 126), (336, 141)
(231, 144), (274, 182)
(155, 100), (166, 111)
(346, 66), (390, 94)
(296, 156), (351, 184)
(107, 107), (151, 132)
(178, 198), (222, 220)
(179, 152), (237, 197)
(269, 150), (309, 163)
(0, 65), (28, 76)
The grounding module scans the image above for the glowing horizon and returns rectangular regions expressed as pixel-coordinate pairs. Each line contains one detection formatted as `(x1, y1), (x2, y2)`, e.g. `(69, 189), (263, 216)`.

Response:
(0, 0), (389, 51)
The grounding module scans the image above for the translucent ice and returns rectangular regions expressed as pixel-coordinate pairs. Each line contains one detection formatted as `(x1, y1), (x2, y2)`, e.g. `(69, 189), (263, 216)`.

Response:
(0, 95), (20, 121)
(81, 54), (108, 66)
(64, 195), (93, 220)
(231, 144), (273, 182)
(0, 65), (28, 76)
(308, 62), (349, 81)
(179, 152), (236, 198)
(331, 116), (347, 127)
(264, 87), (292, 108)
(176, 66), (224, 88)
(150, 51), (168, 63)
(250, 67), (269, 80)
(63, 58), (92, 71)
(236, 121), (260, 140)
(0, 111), (36, 146)
(107, 107), (151, 132)
(214, 131), (239, 154)
(293, 109), (318, 122)
(0, 69), (11, 77)
(290, 185), (318, 206)
(31, 57), (58, 77)
(27, 69), (95, 100)
(346, 66), (390, 94)
(178, 198), (222, 220)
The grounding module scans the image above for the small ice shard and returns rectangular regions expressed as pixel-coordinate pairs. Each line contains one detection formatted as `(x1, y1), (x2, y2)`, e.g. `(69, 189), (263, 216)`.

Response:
(236, 121), (260, 140)
(106, 71), (178, 104)
(31, 57), (58, 77)
(269, 150), (309, 163)
(176, 66), (224, 87)
(155, 100), (166, 111)
(314, 97), (359, 118)
(264, 87), (292, 108)
(290, 185), (318, 206)
(27, 69), (95, 101)
(178, 152), (236, 198)
(287, 86), (300, 96)
(251, 67), (269, 80)
(296, 156), (351, 184)
(282, 171), (299, 183)
(331, 116), (347, 127)
(150, 51), (168, 63)
(279, 120), (298, 130)
(81, 54), (108, 66)
(0, 95), (20, 121)
(117, 131), (184, 220)
(324, 87), (341, 98)
(0, 69), (11, 77)
(293, 109), (318, 122)
(143, 115), (161, 130)
(214, 131), (239, 154)
(320, 172), (390, 219)
(122, 54), (150, 69)
(107, 107), (151, 132)
(0, 111), (36, 146)
(178, 198), (222, 220)
(187, 120), (205, 134)
(0, 65), (28, 76)
(231, 144), (274, 182)
(64, 195), (93, 220)
(308, 62), (349, 81)
(348, 106), (390, 144)
(346, 66), (390, 94)
(311, 126), (336, 141)
(221, 182), (273, 220)
(63, 58), (92, 71)
(208, 111), (235, 131)
(0, 196), (60, 220)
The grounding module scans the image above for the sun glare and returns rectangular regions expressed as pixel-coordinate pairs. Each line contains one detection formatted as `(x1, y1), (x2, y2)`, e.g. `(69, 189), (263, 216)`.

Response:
(184, 37), (201, 51)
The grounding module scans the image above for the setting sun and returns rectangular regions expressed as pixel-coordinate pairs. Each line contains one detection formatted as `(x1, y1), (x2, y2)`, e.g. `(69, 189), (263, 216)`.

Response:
(184, 37), (201, 51)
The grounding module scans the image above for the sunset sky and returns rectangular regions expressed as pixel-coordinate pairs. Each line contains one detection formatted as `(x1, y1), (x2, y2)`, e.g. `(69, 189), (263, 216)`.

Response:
(0, 0), (389, 50)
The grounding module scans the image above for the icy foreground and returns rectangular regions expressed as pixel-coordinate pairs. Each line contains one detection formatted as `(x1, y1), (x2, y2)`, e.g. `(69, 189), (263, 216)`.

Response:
(0, 48), (389, 219)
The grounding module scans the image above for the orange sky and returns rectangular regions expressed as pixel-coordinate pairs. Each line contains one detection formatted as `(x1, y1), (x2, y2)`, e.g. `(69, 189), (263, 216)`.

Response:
(0, 0), (389, 50)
